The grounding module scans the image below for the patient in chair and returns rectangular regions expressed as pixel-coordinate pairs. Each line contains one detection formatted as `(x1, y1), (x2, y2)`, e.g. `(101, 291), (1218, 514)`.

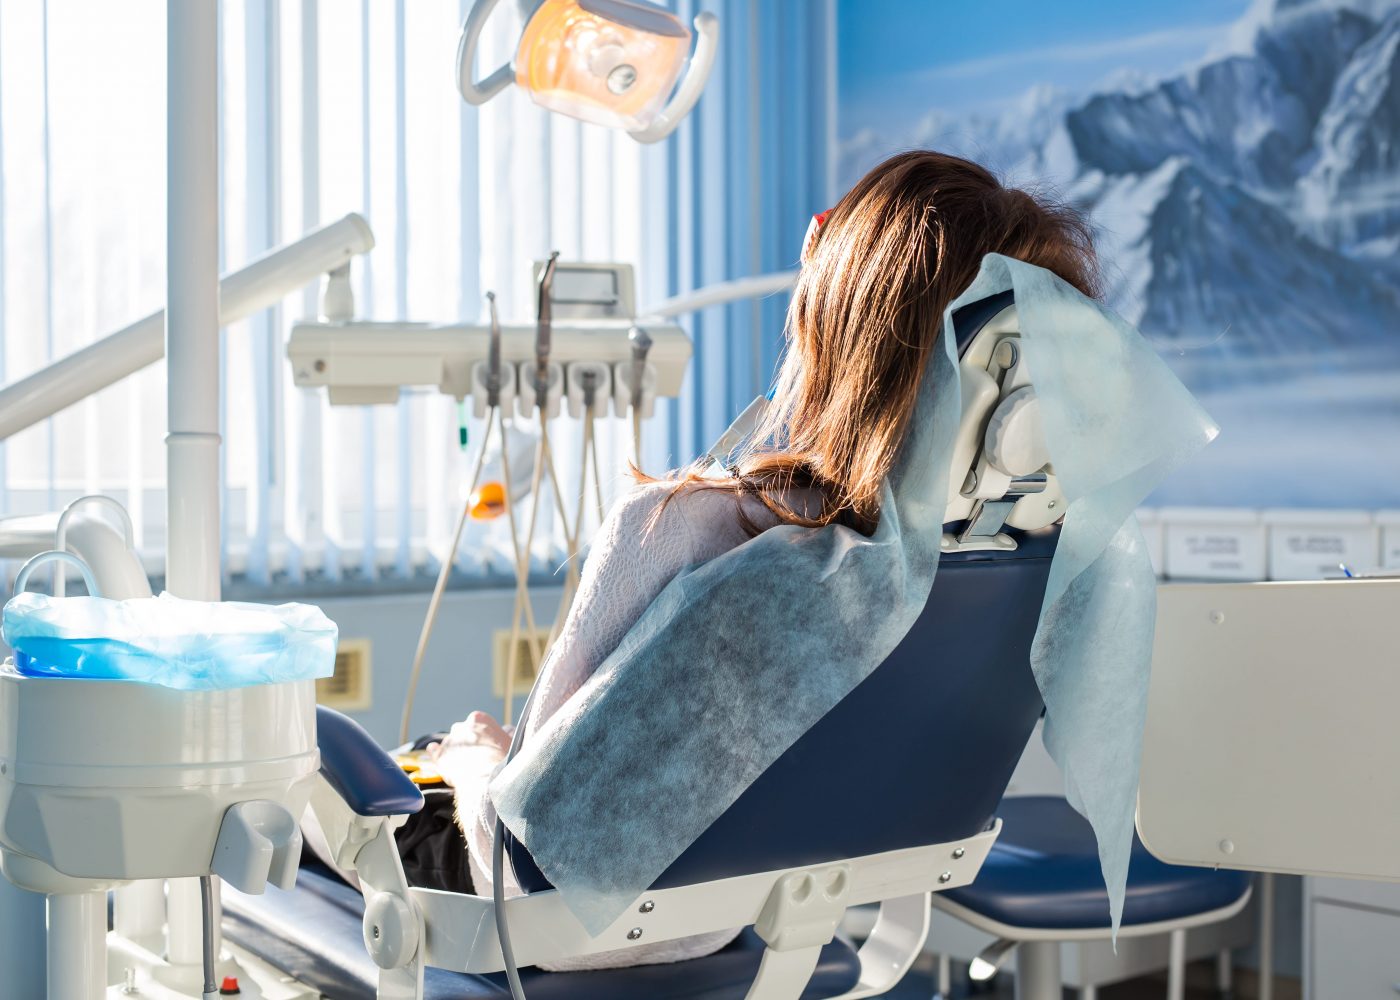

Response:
(412, 150), (1099, 970)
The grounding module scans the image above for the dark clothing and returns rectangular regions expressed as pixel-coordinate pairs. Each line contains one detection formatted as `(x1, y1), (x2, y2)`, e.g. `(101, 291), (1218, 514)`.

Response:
(309, 731), (476, 896)
(396, 785), (475, 896)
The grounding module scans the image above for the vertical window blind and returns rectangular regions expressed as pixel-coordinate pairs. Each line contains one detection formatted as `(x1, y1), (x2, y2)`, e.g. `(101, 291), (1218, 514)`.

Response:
(0, 0), (836, 593)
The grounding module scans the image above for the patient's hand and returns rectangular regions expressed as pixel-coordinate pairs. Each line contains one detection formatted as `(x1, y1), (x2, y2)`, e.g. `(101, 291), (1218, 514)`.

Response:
(424, 711), (512, 787)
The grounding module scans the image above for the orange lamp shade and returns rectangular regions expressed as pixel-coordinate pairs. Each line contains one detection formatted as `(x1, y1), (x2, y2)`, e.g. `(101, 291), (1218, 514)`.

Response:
(515, 0), (691, 132)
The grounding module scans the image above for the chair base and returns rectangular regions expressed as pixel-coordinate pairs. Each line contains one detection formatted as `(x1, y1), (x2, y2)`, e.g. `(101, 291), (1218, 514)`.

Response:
(1015, 941), (1060, 1000)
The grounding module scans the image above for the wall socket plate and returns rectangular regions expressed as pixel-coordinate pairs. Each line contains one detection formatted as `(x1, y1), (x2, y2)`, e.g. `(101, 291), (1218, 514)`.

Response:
(318, 638), (373, 711)
(492, 629), (550, 697)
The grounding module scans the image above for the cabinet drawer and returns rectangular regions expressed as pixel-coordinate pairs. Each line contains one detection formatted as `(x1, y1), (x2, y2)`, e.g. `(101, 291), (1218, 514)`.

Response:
(1312, 902), (1400, 999)
(1312, 878), (1400, 913)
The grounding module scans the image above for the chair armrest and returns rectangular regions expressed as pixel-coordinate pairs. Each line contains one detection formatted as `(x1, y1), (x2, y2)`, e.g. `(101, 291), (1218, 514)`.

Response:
(316, 706), (424, 817)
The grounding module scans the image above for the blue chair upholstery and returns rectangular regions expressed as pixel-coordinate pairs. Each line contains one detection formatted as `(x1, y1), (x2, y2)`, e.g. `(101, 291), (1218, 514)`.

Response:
(506, 531), (1056, 893)
(317, 705), (425, 818)
(222, 860), (862, 1000)
(941, 796), (1252, 930)
(949, 289), (1014, 355)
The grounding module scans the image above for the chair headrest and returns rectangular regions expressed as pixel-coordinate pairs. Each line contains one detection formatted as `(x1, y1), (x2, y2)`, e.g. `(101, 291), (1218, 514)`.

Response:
(944, 300), (1063, 552)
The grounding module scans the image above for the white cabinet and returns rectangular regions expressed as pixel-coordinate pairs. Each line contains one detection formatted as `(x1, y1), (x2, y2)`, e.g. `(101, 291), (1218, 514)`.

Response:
(1306, 878), (1400, 1000)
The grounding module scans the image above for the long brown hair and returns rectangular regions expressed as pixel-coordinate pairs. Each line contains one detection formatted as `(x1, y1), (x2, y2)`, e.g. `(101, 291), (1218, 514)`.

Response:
(647, 150), (1100, 536)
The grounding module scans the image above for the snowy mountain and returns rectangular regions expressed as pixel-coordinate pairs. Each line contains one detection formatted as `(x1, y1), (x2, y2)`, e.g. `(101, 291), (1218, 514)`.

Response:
(1066, 5), (1374, 189)
(838, 85), (1079, 193)
(842, 0), (1400, 365)
(838, 0), (1400, 504)
(1300, 8), (1400, 248)
(1075, 0), (1400, 361)
(1135, 162), (1398, 365)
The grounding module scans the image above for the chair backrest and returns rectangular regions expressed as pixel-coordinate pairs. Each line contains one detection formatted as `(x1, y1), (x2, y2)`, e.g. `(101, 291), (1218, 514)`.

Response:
(510, 292), (1054, 892)
(647, 532), (1053, 888)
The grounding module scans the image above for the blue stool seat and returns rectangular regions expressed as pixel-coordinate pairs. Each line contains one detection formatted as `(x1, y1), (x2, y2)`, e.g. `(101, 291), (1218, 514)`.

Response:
(941, 796), (1251, 931)
(223, 861), (862, 1000)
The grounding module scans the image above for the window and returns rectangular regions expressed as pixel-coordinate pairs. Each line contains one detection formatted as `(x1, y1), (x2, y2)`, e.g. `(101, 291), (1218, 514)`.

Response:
(0, 0), (836, 593)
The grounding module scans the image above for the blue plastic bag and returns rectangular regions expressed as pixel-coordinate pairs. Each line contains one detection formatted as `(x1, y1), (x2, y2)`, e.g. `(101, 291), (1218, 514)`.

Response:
(2, 591), (338, 691)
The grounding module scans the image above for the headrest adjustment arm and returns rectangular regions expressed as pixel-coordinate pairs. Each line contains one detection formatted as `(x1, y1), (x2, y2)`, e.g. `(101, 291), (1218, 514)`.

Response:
(958, 474), (1047, 545)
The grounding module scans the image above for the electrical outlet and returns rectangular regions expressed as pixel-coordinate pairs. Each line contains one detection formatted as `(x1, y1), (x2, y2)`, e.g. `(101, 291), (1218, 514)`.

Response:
(492, 629), (550, 697)
(318, 638), (373, 711)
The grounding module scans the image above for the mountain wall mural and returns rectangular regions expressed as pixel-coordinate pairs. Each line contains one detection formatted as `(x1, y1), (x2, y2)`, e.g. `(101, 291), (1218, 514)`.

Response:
(839, 0), (1400, 506)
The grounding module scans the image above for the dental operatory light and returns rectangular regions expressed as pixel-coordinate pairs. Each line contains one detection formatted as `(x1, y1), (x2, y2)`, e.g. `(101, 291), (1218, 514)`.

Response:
(458, 0), (719, 142)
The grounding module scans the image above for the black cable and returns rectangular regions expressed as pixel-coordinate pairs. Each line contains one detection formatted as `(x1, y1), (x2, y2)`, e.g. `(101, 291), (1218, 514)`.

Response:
(493, 682), (541, 1000)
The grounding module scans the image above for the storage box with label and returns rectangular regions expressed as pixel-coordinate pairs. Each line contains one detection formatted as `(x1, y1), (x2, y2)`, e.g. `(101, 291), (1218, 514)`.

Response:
(1159, 507), (1265, 581)
(1261, 508), (1377, 580)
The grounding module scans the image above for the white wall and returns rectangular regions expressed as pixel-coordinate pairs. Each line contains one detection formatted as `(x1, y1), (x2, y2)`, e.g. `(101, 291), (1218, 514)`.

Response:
(315, 585), (563, 746)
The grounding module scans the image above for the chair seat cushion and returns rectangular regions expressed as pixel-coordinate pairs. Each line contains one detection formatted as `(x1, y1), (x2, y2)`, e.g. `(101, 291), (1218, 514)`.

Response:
(223, 862), (862, 1000)
(941, 796), (1252, 931)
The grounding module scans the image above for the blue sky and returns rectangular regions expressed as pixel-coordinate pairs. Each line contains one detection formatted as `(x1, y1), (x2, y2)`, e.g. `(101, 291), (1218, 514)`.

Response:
(837, 0), (1253, 135)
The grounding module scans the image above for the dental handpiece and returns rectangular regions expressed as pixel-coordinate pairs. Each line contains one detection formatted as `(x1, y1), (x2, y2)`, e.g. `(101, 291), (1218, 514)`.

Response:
(486, 291), (502, 410)
(628, 325), (653, 411)
(534, 252), (560, 401)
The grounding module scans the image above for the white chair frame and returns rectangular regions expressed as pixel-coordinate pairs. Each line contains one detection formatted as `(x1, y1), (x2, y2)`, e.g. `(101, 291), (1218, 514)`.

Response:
(307, 775), (1003, 1000)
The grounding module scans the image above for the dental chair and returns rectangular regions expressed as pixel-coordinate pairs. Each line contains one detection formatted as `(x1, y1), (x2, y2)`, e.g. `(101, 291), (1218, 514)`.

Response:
(222, 293), (1070, 1000)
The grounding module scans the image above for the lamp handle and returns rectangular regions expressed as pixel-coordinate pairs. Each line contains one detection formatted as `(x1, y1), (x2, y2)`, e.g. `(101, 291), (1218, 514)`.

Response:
(629, 11), (720, 144)
(457, 0), (515, 106)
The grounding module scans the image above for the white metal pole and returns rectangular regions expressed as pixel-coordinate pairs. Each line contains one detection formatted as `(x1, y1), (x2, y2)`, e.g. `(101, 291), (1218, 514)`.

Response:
(640, 270), (798, 320)
(113, 880), (167, 952)
(1013, 941), (1061, 1000)
(47, 891), (106, 1000)
(166, 0), (222, 972)
(166, 0), (221, 606)
(1166, 928), (1187, 1000)
(936, 954), (951, 999)
(168, 877), (218, 968)
(1216, 948), (1233, 994)
(0, 879), (46, 998)
(1257, 872), (1275, 1000)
